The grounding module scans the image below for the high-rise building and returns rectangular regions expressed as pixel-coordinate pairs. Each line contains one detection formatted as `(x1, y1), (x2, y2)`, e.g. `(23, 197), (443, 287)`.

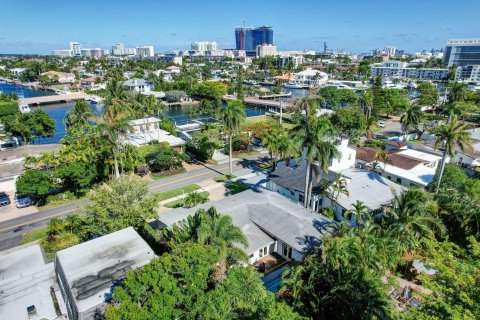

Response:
(256, 44), (277, 58)
(235, 26), (273, 52)
(384, 46), (396, 57)
(70, 42), (82, 57)
(112, 43), (125, 55)
(191, 41), (217, 52)
(136, 46), (155, 58)
(444, 38), (480, 67)
(53, 49), (73, 57)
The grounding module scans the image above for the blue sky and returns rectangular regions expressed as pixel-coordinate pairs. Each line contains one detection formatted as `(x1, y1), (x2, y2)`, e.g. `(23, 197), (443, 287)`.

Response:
(1, 0), (479, 54)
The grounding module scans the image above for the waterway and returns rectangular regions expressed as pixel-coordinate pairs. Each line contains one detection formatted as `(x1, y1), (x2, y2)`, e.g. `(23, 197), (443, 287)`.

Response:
(0, 82), (273, 144)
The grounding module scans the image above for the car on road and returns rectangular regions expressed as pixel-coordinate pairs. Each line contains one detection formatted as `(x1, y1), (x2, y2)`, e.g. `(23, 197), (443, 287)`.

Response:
(0, 192), (11, 207)
(15, 193), (32, 208)
(377, 121), (386, 128)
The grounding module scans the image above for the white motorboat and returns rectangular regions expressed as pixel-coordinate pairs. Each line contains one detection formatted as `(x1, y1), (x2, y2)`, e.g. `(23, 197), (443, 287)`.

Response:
(283, 81), (305, 89)
(19, 103), (31, 114)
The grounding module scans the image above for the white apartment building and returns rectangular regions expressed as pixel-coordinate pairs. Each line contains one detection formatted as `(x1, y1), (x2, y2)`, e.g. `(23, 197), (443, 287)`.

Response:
(53, 49), (72, 57)
(277, 55), (304, 68)
(136, 46), (155, 58)
(371, 60), (448, 80)
(191, 41), (217, 52)
(384, 46), (396, 57)
(81, 48), (105, 59)
(70, 42), (82, 57)
(256, 44), (277, 58)
(456, 65), (480, 83)
(112, 43), (125, 55)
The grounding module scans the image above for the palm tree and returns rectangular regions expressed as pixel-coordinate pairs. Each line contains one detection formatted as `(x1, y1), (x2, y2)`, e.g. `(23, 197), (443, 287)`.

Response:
(183, 191), (208, 208)
(447, 82), (468, 105)
(330, 173), (349, 210)
(221, 100), (246, 177)
(374, 147), (389, 172)
(347, 200), (371, 228)
(64, 100), (93, 131)
(103, 78), (132, 124)
(388, 188), (445, 248)
(164, 206), (248, 279)
(430, 117), (472, 193)
(400, 104), (423, 137)
(291, 99), (340, 209)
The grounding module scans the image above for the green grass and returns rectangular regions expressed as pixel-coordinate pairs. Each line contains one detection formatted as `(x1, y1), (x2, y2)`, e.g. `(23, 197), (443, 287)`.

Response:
(233, 150), (260, 159)
(213, 174), (236, 183)
(225, 181), (250, 195)
(245, 115), (269, 125)
(258, 162), (273, 170)
(20, 227), (48, 244)
(163, 191), (209, 208)
(156, 184), (201, 201)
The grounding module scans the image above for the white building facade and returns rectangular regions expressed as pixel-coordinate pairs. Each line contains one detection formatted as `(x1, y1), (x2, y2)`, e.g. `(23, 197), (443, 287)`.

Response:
(371, 60), (448, 80)
(136, 46), (155, 58)
(256, 44), (277, 58)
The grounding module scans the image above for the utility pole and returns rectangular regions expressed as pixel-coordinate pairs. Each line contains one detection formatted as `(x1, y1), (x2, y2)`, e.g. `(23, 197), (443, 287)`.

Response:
(279, 98), (283, 125)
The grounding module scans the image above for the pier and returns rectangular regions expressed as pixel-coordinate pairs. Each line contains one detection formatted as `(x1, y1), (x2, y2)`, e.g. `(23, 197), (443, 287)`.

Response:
(223, 95), (294, 109)
(19, 92), (91, 106)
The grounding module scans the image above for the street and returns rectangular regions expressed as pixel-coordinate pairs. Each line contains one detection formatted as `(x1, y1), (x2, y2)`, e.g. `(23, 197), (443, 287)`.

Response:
(0, 153), (270, 251)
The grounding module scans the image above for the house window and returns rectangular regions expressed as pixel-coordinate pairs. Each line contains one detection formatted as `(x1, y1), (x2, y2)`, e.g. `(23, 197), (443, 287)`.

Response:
(396, 177), (401, 184)
(282, 243), (293, 259)
(298, 194), (304, 203)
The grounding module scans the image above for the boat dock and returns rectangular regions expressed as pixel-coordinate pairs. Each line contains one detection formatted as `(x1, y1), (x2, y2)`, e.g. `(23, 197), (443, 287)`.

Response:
(19, 92), (91, 106)
(258, 92), (292, 99)
(223, 95), (294, 109)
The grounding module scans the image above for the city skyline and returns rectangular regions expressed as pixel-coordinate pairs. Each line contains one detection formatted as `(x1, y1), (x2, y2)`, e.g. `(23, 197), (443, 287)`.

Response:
(1, 0), (480, 54)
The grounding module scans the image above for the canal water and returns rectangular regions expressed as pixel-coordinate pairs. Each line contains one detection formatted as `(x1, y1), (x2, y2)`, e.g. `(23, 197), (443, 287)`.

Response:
(0, 83), (274, 144)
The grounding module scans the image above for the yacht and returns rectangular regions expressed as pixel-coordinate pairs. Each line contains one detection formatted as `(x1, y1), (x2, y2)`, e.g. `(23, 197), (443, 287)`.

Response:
(283, 81), (306, 89)
(19, 104), (31, 114)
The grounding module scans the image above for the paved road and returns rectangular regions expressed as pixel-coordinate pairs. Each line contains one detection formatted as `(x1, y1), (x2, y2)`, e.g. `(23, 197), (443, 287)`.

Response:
(0, 153), (270, 251)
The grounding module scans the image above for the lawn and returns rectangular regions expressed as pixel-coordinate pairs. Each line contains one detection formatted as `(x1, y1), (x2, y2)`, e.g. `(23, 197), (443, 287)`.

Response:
(156, 184), (201, 201)
(245, 115), (269, 125)
(233, 150), (260, 159)
(163, 191), (210, 208)
(225, 181), (250, 195)
(20, 227), (48, 245)
(213, 174), (236, 183)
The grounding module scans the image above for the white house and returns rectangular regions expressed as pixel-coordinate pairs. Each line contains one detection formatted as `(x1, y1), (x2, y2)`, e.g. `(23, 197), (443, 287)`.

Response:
(81, 76), (106, 91)
(356, 141), (444, 187)
(124, 117), (185, 148)
(156, 189), (335, 265)
(10, 68), (27, 76)
(451, 128), (480, 168)
(123, 78), (153, 93)
(292, 68), (328, 87)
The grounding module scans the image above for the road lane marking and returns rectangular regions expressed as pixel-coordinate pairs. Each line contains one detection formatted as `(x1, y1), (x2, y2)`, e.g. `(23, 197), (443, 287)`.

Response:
(149, 165), (230, 191)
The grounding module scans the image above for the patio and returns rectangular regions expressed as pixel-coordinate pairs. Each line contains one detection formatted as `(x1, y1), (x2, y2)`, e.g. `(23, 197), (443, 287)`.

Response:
(253, 252), (288, 274)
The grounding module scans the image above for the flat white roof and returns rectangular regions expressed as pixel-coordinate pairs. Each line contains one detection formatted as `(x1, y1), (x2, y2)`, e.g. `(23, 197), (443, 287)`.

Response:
(382, 163), (436, 186)
(129, 117), (161, 126)
(125, 129), (186, 147)
(56, 227), (154, 313)
(334, 168), (405, 210)
(0, 245), (67, 320)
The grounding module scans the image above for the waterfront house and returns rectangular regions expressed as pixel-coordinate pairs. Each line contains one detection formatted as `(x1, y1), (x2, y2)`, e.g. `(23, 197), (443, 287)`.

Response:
(10, 67), (27, 76)
(123, 78), (153, 93)
(124, 117), (185, 148)
(81, 76), (106, 91)
(156, 189), (335, 265)
(291, 68), (328, 87)
(41, 71), (75, 83)
(451, 128), (480, 169)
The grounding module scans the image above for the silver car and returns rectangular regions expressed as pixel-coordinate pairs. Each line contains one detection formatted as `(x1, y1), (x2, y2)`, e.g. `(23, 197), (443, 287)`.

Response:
(15, 193), (32, 208)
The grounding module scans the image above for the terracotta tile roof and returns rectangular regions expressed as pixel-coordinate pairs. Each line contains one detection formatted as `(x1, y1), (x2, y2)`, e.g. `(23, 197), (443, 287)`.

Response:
(356, 147), (378, 163)
(272, 74), (295, 80)
(387, 153), (427, 170)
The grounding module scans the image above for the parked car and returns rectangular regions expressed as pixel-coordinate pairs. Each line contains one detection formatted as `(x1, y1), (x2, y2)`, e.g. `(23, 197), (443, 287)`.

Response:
(378, 121), (386, 128)
(15, 193), (32, 208)
(0, 192), (11, 207)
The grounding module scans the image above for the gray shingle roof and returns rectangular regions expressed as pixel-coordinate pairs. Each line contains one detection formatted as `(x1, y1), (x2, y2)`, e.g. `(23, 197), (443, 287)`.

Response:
(267, 159), (336, 194)
(156, 189), (334, 254)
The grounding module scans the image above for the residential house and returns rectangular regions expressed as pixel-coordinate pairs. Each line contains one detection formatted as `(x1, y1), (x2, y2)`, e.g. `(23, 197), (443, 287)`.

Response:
(156, 189), (335, 265)
(124, 117), (185, 148)
(292, 68), (328, 87)
(41, 71), (75, 83)
(451, 128), (480, 168)
(356, 141), (443, 187)
(0, 245), (68, 319)
(55, 227), (154, 320)
(81, 76), (106, 91)
(10, 67), (27, 76)
(123, 78), (153, 93)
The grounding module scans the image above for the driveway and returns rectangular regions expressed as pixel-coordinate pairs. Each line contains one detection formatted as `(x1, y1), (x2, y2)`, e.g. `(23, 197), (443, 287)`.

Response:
(0, 190), (38, 223)
(376, 119), (403, 138)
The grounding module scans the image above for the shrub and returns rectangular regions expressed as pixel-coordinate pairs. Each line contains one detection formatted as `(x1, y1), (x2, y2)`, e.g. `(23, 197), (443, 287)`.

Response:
(0, 102), (19, 118)
(231, 132), (251, 152)
(148, 142), (186, 172)
(16, 169), (56, 202)
(165, 90), (187, 103)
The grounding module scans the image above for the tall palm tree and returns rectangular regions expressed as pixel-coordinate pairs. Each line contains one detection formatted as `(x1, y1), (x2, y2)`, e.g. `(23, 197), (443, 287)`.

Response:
(221, 100), (246, 177)
(430, 117), (472, 193)
(263, 132), (280, 169)
(388, 188), (445, 248)
(400, 104), (423, 137)
(164, 206), (248, 279)
(447, 82), (468, 105)
(374, 147), (389, 172)
(103, 78), (132, 124)
(64, 100), (94, 131)
(330, 173), (349, 210)
(347, 200), (371, 228)
(290, 98), (340, 209)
